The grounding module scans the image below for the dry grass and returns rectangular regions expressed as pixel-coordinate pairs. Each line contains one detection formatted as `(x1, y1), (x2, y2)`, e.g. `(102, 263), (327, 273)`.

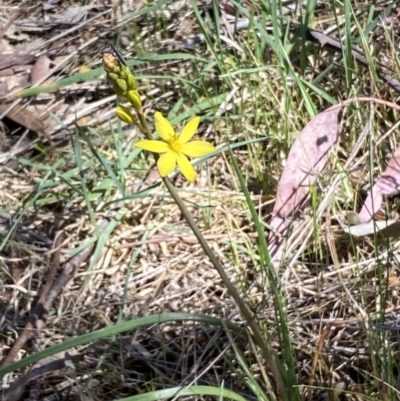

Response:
(1, 0), (400, 400)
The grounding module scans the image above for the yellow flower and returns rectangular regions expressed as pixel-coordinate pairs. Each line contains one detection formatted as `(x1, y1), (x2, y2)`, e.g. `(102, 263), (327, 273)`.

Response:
(136, 112), (215, 182)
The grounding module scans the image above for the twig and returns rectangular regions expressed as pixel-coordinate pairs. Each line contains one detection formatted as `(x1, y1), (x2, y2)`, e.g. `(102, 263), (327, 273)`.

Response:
(1, 219), (109, 368)
(1, 220), (109, 400)
(0, 232), (63, 368)
(3, 352), (84, 401)
(305, 28), (400, 94)
(115, 233), (258, 249)
(0, 10), (20, 40)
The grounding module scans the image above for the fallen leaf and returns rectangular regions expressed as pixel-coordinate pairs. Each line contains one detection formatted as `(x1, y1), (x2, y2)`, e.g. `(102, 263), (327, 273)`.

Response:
(0, 53), (35, 70)
(43, 0), (61, 10)
(342, 219), (400, 237)
(31, 54), (51, 83)
(268, 107), (340, 257)
(358, 144), (400, 223)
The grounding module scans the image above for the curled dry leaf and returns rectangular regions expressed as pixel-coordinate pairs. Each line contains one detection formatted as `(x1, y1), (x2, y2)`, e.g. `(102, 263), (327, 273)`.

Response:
(342, 219), (400, 238)
(268, 107), (340, 258)
(358, 144), (400, 223)
(268, 97), (400, 258)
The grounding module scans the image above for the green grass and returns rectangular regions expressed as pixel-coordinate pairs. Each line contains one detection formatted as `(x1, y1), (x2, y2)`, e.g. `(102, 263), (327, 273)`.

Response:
(2, 0), (400, 400)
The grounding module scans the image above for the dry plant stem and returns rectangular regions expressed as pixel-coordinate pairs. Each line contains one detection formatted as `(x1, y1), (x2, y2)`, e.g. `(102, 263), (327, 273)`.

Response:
(307, 326), (329, 401)
(0, 10), (20, 40)
(3, 352), (84, 401)
(136, 110), (289, 400)
(330, 96), (400, 113)
(305, 28), (400, 94)
(115, 233), (251, 248)
(1, 220), (108, 370)
(0, 232), (63, 368)
(44, 220), (109, 307)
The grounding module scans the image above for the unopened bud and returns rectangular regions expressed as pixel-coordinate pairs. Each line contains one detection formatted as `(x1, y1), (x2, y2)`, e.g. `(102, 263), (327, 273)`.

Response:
(113, 84), (126, 98)
(126, 73), (138, 90)
(116, 105), (135, 124)
(126, 90), (142, 109)
(102, 52), (120, 73)
(116, 79), (128, 92)
(107, 72), (119, 82)
(120, 70), (128, 80)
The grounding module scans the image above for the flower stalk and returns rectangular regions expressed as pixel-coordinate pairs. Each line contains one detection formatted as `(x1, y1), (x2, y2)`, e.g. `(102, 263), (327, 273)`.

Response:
(102, 49), (289, 400)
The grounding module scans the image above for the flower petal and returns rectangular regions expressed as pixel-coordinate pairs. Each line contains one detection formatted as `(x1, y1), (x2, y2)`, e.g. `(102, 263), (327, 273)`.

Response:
(181, 141), (215, 158)
(179, 116), (200, 144)
(157, 151), (176, 177)
(136, 140), (169, 153)
(155, 112), (175, 141)
(176, 153), (196, 182)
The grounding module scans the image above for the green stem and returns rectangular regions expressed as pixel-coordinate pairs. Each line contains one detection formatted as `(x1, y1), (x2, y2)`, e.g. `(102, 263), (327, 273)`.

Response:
(136, 110), (288, 400)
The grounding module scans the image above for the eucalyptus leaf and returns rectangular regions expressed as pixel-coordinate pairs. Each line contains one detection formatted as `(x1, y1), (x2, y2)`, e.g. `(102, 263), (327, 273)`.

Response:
(342, 219), (400, 238)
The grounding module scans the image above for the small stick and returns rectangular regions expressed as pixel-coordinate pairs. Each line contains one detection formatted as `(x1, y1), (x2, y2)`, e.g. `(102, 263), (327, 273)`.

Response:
(0, 10), (20, 40)
(0, 232), (63, 368)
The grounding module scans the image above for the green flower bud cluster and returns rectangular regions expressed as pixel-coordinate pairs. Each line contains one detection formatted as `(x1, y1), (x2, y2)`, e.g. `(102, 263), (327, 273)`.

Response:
(102, 51), (142, 111)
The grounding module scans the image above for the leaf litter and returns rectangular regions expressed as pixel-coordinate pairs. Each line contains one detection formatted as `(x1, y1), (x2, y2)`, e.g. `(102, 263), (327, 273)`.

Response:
(269, 97), (400, 262)
(268, 107), (340, 260)
(2, 1), (400, 400)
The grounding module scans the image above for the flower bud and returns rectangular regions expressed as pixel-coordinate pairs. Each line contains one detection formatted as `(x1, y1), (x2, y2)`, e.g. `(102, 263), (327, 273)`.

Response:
(115, 79), (128, 92)
(119, 70), (128, 80)
(103, 50), (140, 100)
(102, 52), (120, 73)
(116, 105), (135, 124)
(112, 84), (126, 98)
(107, 72), (119, 82)
(126, 73), (138, 90)
(126, 90), (142, 109)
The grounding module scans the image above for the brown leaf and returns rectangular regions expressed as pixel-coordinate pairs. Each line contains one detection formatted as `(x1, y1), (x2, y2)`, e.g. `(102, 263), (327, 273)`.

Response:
(268, 107), (341, 256)
(0, 103), (53, 154)
(358, 144), (400, 223)
(0, 53), (35, 70)
(0, 103), (47, 133)
(30, 54), (51, 83)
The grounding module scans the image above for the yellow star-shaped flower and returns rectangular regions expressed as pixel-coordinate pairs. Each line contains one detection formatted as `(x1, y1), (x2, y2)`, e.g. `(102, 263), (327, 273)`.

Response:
(136, 112), (215, 182)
